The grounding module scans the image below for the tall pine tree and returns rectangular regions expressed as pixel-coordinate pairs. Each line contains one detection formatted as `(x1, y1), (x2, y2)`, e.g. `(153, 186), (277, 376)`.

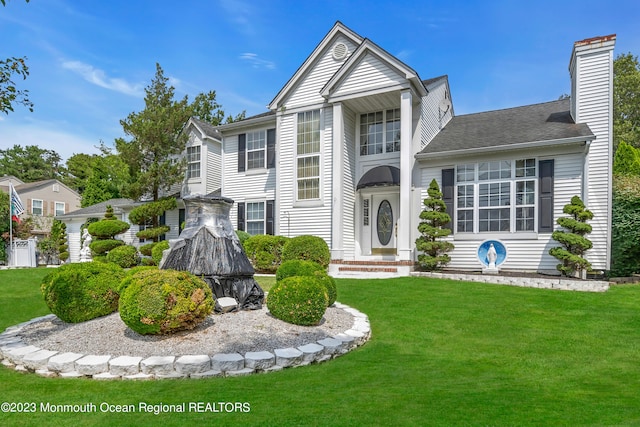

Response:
(416, 179), (454, 271)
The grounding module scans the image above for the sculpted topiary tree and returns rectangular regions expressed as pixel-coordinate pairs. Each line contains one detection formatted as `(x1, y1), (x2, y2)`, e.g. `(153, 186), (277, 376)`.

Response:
(87, 205), (130, 259)
(416, 179), (454, 270)
(549, 196), (593, 277)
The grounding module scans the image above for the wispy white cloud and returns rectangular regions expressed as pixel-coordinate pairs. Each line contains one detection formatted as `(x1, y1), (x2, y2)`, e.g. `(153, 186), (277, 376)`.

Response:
(239, 53), (276, 70)
(61, 60), (144, 97)
(396, 49), (413, 61)
(218, 0), (255, 35)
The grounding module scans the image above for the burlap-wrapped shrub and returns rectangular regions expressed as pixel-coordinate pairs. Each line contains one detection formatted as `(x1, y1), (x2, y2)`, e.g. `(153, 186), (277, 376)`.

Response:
(119, 269), (214, 335)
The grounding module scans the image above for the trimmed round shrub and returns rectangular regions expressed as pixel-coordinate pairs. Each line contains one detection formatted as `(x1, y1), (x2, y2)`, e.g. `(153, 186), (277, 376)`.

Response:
(89, 239), (124, 255)
(276, 260), (324, 282)
(106, 245), (140, 268)
(267, 276), (328, 326)
(87, 220), (130, 239)
(243, 234), (289, 273)
(281, 235), (330, 268)
(40, 262), (125, 323)
(151, 240), (170, 265)
(136, 225), (171, 240)
(119, 269), (214, 335)
(140, 257), (156, 266)
(275, 260), (337, 306)
(116, 265), (158, 294)
(139, 242), (157, 257)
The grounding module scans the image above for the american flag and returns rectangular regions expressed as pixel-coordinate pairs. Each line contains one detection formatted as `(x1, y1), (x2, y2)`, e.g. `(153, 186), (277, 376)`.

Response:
(9, 183), (25, 221)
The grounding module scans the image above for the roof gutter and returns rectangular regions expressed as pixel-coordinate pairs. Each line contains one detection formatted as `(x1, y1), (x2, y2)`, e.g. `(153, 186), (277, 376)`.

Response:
(415, 135), (595, 161)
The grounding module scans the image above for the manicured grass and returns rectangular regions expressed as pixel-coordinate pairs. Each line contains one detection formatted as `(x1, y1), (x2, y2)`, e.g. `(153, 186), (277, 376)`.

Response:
(1, 268), (640, 426)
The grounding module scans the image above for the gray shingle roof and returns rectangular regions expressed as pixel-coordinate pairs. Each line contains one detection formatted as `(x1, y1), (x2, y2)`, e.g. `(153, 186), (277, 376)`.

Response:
(58, 198), (134, 219)
(418, 99), (594, 156)
(190, 117), (222, 139)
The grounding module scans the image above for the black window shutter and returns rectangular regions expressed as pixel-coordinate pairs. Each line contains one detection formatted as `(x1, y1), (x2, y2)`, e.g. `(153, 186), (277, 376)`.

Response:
(266, 200), (275, 235)
(238, 202), (245, 231)
(267, 129), (276, 169)
(538, 159), (554, 232)
(238, 134), (246, 172)
(442, 168), (455, 230)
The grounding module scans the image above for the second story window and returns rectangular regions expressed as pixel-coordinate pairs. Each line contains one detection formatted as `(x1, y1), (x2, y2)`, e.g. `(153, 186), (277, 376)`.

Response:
(246, 130), (266, 170)
(187, 146), (201, 179)
(360, 108), (401, 156)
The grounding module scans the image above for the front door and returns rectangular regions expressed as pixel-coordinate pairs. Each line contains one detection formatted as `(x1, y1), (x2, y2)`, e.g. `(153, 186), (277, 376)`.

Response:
(370, 193), (398, 256)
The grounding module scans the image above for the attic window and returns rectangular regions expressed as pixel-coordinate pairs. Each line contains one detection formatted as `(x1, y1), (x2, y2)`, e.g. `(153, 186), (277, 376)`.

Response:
(332, 42), (348, 60)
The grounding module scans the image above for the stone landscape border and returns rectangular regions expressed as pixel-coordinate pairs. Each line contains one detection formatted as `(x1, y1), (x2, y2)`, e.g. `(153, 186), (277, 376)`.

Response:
(0, 302), (371, 380)
(411, 271), (610, 292)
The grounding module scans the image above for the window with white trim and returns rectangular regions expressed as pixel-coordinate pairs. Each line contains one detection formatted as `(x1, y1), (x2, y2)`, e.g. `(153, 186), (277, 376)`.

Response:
(246, 202), (265, 235)
(296, 110), (320, 200)
(186, 146), (201, 179)
(455, 159), (537, 233)
(55, 202), (65, 216)
(32, 199), (43, 216)
(246, 130), (266, 170)
(360, 108), (400, 156)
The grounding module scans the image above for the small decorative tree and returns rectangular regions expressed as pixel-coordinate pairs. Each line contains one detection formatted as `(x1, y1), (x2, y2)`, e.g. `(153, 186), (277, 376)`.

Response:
(415, 179), (454, 270)
(87, 205), (130, 260)
(57, 221), (69, 263)
(128, 198), (176, 242)
(549, 196), (593, 278)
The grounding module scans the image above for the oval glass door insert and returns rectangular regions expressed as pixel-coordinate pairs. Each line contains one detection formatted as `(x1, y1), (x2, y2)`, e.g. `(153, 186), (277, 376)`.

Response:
(376, 200), (393, 245)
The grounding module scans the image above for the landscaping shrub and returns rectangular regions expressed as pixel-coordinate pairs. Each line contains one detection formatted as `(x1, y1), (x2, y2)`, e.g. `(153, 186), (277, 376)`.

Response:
(416, 179), (454, 271)
(119, 269), (214, 335)
(106, 245), (140, 268)
(236, 229), (251, 246)
(281, 235), (330, 268)
(139, 242), (157, 257)
(267, 276), (328, 326)
(40, 262), (124, 323)
(276, 259), (325, 281)
(87, 220), (130, 239)
(275, 260), (337, 306)
(151, 240), (170, 265)
(243, 234), (289, 273)
(116, 266), (158, 294)
(549, 196), (593, 277)
(89, 239), (124, 255)
(136, 225), (171, 241)
(140, 257), (156, 266)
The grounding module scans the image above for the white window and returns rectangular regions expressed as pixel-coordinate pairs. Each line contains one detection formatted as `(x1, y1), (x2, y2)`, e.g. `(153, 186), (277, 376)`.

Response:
(296, 110), (321, 200)
(55, 202), (65, 216)
(32, 199), (43, 216)
(360, 108), (401, 156)
(186, 146), (201, 179)
(455, 159), (537, 233)
(246, 202), (265, 235)
(246, 130), (266, 170)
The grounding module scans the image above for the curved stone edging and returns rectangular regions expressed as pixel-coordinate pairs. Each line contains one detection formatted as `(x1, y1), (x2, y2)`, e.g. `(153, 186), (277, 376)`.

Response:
(0, 302), (371, 380)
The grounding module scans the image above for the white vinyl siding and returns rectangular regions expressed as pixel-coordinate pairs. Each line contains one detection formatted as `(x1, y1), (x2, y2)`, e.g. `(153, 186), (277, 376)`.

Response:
(206, 141), (221, 194)
(284, 35), (359, 109)
(574, 50), (613, 271)
(332, 52), (406, 98)
(420, 151), (583, 271)
(421, 81), (453, 149)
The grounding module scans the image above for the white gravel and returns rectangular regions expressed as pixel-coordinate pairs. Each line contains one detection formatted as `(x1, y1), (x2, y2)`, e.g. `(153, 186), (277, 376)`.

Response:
(19, 305), (355, 358)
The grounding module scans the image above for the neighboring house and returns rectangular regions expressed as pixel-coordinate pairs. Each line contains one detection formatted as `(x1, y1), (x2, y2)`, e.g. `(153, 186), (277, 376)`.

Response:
(178, 22), (615, 276)
(61, 22), (617, 277)
(0, 175), (81, 237)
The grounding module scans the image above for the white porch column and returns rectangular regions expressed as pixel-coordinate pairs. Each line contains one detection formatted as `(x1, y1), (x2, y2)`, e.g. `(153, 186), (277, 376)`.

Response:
(398, 90), (413, 260)
(331, 102), (344, 260)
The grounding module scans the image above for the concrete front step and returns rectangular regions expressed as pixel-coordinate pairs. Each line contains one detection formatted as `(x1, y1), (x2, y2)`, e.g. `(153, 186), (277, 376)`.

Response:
(329, 260), (415, 278)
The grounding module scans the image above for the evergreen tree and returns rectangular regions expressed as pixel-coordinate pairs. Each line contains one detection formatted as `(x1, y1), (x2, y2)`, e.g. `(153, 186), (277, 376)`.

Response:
(613, 141), (640, 176)
(549, 196), (593, 277)
(416, 179), (454, 270)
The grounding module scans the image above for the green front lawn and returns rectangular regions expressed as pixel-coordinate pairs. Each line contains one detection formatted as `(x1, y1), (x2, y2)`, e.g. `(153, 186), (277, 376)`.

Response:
(1, 268), (639, 426)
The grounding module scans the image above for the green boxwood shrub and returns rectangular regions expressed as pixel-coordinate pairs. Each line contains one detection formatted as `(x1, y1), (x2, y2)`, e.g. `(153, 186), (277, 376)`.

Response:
(106, 245), (140, 268)
(116, 265), (159, 294)
(267, 276), (328, 326)
(236, 230), (251, 246)
(140, 257), (156, 266)
(243, 235), (289, 273)
(119, 269), (214, 335)
(40, 262), (125, 323)
(139, 242), (157, 257)
(275, 260), (337, 306)
(281, 235), (331, 268)
(89, 239), (124, 255)
(151, 240), (170, 265)
(87, 220), (130, 239)
(276, 260), (324, 282)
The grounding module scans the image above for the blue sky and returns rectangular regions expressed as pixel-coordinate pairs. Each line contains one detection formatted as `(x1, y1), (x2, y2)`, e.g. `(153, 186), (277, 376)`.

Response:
(1, 0), (638, 161)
